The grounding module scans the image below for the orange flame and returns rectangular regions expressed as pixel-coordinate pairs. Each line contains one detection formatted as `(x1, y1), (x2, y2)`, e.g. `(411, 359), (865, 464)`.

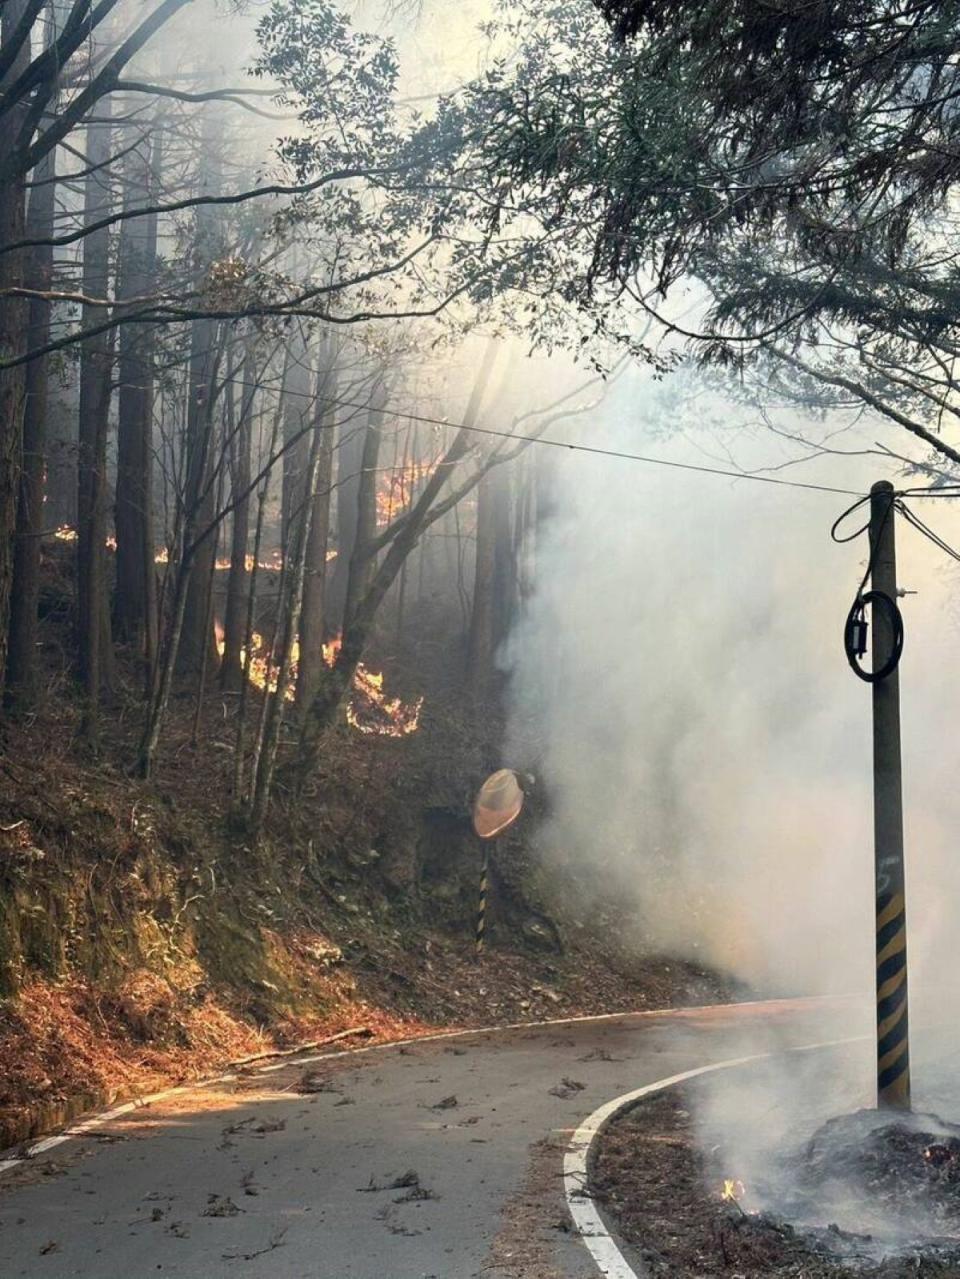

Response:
(322, 634), (342, 668)
(347, 663), (423, 736)
(721, 1179), (746, 1204)
(376, 460), (438, 527)
(324, 633), (422, 735)
(216, 622), (421, 736)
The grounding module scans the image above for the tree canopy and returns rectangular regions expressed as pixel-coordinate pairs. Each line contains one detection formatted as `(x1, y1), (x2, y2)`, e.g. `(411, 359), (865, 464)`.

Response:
(445, 0), (960, 470)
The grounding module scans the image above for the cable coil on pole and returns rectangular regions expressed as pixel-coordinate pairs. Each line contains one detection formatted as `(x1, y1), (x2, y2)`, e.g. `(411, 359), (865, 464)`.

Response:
(833, 490), (904, 685)
(844, 591), (904, 684)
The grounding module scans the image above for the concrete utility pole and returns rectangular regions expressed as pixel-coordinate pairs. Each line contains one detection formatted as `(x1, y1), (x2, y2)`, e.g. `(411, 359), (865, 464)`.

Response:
(869, 480), (911, 1110)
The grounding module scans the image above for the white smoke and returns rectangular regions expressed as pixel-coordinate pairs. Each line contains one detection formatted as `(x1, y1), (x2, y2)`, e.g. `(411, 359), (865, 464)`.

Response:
(506, 363), (960, 1004)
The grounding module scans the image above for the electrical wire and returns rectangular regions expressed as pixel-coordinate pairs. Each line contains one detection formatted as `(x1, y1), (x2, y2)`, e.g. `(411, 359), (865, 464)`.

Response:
(221, 374), (866, 499)
(898, 484), (960, 499)
(832, 489), (896, 598)
(844, 591), (904, 684)
(896, 502), (960, 564)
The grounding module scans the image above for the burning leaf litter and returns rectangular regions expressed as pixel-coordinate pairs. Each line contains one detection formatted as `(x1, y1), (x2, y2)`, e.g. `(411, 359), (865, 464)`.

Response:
(213, 628), (423, 737)
(595, 1086), (960, 1277)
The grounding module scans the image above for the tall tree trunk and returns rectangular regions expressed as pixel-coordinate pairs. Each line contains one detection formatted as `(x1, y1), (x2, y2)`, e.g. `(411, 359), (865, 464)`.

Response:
(6, 141), (55, 711)
(174, 317), (222, 679)
(0, 1), (31, 696)
(342, 377), (386, 632)
(281, 328), (312, 553)
(250, 417), (325, 834)
(232, 405), (279, 803)
(113, 130), (159, 686)
(220, 332), (256, 691)
(327, 392), (367, 629)
(175, 116), (223, 681)
(468, 461), (514, 694)
(295, 359), (336, 718)
(137, 372), (220, 777)
(468, 464), (496, 688)
(76, 104), (115, 736)
(492, 464), (516, 648)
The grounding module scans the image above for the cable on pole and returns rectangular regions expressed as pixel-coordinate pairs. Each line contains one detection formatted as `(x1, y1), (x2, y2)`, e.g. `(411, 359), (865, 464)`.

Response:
(844, 591), (904, 683)
(835, 488), (904, 683)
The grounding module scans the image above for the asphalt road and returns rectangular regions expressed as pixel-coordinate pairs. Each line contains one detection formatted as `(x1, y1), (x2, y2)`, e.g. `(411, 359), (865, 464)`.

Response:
(0, 998), (872, 1279)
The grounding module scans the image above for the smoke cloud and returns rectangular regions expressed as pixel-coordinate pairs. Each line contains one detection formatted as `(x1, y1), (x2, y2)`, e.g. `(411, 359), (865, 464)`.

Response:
(505, 364), (960, 1006)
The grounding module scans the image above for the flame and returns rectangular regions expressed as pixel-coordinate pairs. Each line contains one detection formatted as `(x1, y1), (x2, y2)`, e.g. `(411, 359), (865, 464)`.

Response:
(721, 1178), (746, 1204)
(52, 526), (117, 552)
(322, 635), (342, 668)
(347, 664), (423, 736)
(376, 460), (438, 527)
(216, 622), (421, 736)
(324, 632), (422, 734)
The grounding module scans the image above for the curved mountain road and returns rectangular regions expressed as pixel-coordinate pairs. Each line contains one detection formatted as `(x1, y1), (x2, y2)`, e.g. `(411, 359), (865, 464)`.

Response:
(0, 998), (869, 1279)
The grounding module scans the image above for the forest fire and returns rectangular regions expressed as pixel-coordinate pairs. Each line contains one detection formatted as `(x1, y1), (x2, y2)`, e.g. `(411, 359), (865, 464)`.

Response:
(346, 662), (423, 736)
(51, 527), (117, 551)
(720, 1178), (747, 1205)
(321, 634), (342, 667)
(376, 460), (438, 526)
(216, 626), (422, 737)
(324, 634), (423, 737)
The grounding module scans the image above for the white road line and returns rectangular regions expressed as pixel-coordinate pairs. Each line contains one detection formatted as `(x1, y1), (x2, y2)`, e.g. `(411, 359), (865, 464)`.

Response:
(563, 1034), (864, 1279)
(0, 995), (842, 1179)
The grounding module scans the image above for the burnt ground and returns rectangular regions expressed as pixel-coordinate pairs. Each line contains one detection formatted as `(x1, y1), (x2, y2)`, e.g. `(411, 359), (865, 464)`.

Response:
(593, 1085), (960, 1277)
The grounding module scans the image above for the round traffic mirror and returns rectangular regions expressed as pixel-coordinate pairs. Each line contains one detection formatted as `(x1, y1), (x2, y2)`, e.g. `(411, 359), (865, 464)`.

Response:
(472, 768), (524, 840)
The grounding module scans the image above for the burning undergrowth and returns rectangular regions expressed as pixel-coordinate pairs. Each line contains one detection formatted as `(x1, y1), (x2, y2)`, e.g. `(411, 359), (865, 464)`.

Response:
(778, 1109), (960, 1255)
(214, 627), (423, 737)
(594, 1085), (960, 1277)
(719, 1107), (960, 1267)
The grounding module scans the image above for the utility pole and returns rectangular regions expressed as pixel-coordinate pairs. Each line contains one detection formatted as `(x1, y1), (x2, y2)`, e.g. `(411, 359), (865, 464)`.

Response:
(870, 480), (911, 1110)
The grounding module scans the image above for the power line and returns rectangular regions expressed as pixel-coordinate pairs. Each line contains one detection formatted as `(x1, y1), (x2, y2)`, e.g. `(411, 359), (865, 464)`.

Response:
(899, 484), (960, 500)
(223, 374), (866, 499)
(832, 490), (960, 575)
(897, 502), (960, 564)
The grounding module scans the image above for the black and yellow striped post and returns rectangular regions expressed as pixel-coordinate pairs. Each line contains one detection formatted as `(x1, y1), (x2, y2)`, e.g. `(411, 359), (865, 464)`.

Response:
(476, 844), (489, 956)
(869, 481), (911, 1110)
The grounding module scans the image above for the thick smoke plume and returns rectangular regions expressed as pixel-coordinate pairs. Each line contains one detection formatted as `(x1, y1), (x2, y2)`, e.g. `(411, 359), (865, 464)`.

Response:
(506, 367), (960, 1006)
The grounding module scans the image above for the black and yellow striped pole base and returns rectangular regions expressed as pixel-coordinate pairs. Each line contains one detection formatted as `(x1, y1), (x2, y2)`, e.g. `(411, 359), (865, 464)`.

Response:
(868, 480), (911, 1112)
(876, 888), (910, 1108)
(476, 847), (488, 958)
